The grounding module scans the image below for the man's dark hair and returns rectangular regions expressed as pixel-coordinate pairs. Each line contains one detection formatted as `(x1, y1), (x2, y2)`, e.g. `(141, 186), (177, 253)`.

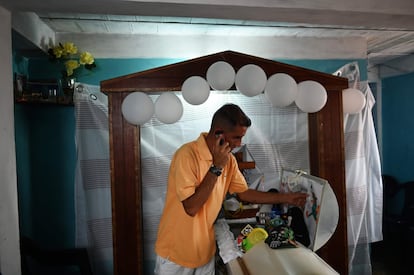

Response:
(211, 104), (251, 130)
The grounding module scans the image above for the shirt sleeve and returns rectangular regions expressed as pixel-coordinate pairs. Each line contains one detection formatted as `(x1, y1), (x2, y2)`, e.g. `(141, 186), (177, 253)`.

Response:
(170, 145), (200, 202)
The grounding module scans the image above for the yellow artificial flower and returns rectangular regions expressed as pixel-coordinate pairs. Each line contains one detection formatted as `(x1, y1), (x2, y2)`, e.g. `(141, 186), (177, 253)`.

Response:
(53, 46), (64, 58)
(62, 42), (78, 55)
(79, 52), (95, 65)
(49, 42), (96, 77)
(65, 60), (80, 76)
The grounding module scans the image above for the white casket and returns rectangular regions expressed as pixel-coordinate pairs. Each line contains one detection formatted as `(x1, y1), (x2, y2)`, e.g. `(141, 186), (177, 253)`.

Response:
(216, 169), (340, 274)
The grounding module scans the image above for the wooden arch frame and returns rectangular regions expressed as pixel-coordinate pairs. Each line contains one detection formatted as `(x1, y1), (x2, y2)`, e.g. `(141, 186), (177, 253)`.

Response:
(101, 51), (348, 275)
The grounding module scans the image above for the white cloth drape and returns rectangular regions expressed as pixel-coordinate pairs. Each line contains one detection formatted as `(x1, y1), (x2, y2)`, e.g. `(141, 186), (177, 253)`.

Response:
(74, 84), (113, 274)
(336, 62), (383, 275)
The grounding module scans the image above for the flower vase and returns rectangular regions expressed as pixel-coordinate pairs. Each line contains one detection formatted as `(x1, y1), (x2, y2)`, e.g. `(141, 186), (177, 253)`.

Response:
(58, 77), (75, 104)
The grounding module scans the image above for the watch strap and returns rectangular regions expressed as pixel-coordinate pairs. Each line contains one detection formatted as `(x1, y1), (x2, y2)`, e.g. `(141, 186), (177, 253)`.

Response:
(209, 164), (222, 176)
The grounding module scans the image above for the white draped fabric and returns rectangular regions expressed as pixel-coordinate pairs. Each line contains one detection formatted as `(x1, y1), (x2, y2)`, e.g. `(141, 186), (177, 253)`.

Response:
(73, 63), (382, 274)
(336, 63), (383, 275)
(73, 84), (113, 275)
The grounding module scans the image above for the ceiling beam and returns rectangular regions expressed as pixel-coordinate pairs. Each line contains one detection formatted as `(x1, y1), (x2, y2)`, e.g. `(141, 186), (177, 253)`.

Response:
(2, 0), (414, 30)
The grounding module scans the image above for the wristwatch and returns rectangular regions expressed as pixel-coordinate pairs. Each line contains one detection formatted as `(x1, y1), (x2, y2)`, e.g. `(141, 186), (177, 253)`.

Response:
(209, 164), (223, 176)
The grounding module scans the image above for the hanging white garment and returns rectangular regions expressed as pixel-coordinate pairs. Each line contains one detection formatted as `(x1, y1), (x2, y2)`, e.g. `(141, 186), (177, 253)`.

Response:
(335, 62), (383, 275)
(73, 83), (113, 275)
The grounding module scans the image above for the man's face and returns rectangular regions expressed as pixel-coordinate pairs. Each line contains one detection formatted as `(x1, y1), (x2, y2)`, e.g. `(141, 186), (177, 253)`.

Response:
(223, 125), (248, 149)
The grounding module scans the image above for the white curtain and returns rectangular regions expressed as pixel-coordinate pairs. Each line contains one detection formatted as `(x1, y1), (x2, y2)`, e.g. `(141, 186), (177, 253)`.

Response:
(336, 62), (383, 274)
(73, 84), (113, 274)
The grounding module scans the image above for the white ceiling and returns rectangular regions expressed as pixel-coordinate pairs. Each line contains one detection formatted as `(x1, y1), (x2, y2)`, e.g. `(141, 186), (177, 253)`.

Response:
(3, 0), (414, 77)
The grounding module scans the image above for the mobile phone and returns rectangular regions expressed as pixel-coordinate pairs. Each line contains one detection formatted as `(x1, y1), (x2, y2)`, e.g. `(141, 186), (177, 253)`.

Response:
(215, 130), (224, 145)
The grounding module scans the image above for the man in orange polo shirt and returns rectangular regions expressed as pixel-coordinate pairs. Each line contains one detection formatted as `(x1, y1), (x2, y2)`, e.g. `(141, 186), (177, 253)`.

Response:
(155, 104), (307, 274)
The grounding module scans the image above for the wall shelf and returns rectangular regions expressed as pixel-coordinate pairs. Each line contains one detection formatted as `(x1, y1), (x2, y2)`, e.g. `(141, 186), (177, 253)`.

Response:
(15, 95), (73, 106)
(14, 76), (74, 106)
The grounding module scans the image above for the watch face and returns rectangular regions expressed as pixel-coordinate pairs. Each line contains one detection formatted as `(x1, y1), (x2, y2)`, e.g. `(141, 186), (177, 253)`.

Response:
(210, 165), (222, 176)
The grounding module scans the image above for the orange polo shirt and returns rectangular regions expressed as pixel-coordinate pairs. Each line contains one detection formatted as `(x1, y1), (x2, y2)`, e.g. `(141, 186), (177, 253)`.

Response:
(155, 133), (248, 268)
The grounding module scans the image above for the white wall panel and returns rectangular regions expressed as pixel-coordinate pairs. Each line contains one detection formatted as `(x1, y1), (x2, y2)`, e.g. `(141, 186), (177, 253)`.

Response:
(0, 5), (21, 275)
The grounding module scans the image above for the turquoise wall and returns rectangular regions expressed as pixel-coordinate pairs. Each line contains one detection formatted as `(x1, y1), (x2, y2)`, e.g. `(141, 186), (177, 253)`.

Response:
(281, 59), (367, 81)
(382, 72), (414, 183)
(27, 57), (367, 85)
(15, 57), (180, 250)
(14, 56), (366, 262)
(15, 104), (76, 249)
(27, 58), (182, 85)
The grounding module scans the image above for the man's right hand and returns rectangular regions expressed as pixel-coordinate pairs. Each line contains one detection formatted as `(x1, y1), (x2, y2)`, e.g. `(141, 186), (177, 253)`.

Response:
(212, 133), (231, 168)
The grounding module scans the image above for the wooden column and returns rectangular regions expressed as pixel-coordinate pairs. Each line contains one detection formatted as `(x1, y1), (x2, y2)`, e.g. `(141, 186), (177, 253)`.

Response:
(308, 88), (348, 275)
(108, 93), (143, 275)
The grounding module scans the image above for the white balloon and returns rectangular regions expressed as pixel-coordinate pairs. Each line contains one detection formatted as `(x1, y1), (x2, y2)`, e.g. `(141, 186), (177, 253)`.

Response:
(296, 81), (327, 113)
(342, 88), (366, 114)
(154, 93), (183, 124)
(182, 76), (210, 105)
(206, 61), (235, 91)
(235, 64), (267, 97)
(121, 92), (154, 125)
(264, 73), (298, 107)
